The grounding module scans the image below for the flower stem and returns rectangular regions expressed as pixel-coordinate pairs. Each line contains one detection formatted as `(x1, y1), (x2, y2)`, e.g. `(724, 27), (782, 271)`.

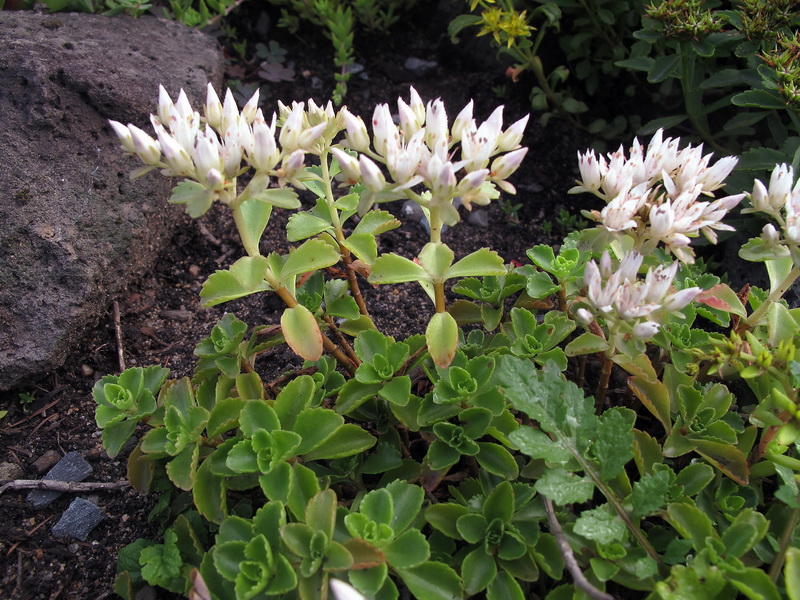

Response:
(739, 265), (800, 332)
(595, 352), (613, 408)
(769, 506), (800, 582)
(321, 151), (370, 317)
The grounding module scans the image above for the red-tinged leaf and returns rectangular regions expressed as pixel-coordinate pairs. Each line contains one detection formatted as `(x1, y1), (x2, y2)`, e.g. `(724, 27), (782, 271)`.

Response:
(692, 438), (749, 485)
(695, 284), (746, 317)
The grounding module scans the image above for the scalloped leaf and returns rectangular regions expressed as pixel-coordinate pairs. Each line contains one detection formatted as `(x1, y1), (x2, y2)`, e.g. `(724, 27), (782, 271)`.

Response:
(200, 256), (272, 307)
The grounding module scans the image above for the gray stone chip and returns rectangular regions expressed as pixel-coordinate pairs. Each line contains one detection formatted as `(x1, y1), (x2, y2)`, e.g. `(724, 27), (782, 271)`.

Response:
(51, 498), (106, 541)
(27, 452), (93, 509)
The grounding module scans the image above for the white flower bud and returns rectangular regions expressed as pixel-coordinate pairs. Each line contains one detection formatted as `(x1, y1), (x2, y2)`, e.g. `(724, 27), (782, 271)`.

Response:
(451, 100), (474, 143)
(768, 163), (794, 210)
(155, 126), (193, 175)
(205, 84), (223, 130)
(662, 287), (701, 312)
(128, 124), (161, 165)
(330, 147), (362, 183)
(372, 104), (398, 157)
(251, 116), (280, 172)
(341, 108), (371, 152)
(174, 89), (193, 119)
(297, 122), (327, 151)
(330, 578), (366, 600)
(193, 130), (223, 181)
(359, 155), (386, 192)
(397, 97), (422, 138)
(279, 104), (306, 152)
(108, 120), (136, 153)
(750, 179), (771, 213)
(497, 114), (529, 152)
(221, 88), (239, 137)
(407, 87), (426, 126)
(241, 89), (260, 124)
(575, 308), (594, 326)
(632, 321), (660, 340)
(762, 223), (780, 246)
(490, 147), (528, 180)
(157, 85), (174, 126)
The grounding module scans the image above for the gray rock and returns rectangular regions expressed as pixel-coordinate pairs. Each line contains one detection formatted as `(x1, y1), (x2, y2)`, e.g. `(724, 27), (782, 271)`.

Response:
(467, 209), (489, 228)
(27, 451), (93, 508)
(403, 57), (438, 77)
(51, 498), (106, 541)
(0, 12), (224, 391)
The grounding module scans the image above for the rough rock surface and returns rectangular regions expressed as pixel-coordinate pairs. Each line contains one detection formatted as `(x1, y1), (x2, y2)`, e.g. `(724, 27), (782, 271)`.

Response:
(0, 12), (223, 390)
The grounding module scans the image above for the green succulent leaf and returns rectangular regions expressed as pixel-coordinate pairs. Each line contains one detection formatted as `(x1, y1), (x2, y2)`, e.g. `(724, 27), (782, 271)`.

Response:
(200, 256), (272, 307)
(395, 561), (463, 600)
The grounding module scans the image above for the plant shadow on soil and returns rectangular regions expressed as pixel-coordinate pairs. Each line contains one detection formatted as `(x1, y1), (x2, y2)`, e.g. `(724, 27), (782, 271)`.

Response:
(0, 3), (598, 598)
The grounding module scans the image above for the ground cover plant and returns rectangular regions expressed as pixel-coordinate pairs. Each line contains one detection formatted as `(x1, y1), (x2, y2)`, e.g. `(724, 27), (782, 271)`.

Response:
(94, 76), (800, 599)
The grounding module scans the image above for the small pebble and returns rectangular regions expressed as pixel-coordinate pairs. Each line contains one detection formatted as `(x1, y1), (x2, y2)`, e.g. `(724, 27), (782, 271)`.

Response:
(0, 461), (24, 480)
(80, 364), (94, 377)
(31, 450), (61, 475)
(404, 57), (438, 77)
(345, 62), (364, 75)
(188, 264), (200, 277)
(467, 210), (489, 228)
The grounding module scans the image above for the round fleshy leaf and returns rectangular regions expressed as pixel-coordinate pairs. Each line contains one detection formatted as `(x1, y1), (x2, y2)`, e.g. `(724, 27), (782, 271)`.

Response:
(426, 312), (459, 368)
(281, 305), (323, 361)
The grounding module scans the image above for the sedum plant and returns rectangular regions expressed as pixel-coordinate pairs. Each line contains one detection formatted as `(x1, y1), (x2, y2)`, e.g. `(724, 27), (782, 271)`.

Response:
(100, 86), (800, 599)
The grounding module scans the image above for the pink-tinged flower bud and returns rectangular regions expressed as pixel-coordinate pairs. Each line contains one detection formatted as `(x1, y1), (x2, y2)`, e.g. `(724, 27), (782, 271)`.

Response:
(575, 308), (594, 326)
(359, 155), (386, 192)
(205, 84), (223, 130)
(574, 150), (603, 194)
(457, 168), (489, 194)
(633, 321), (660, 340)
(157, 85), (174, 126)
(762, 223), (780, 245)
(330, 147), (361, 184)
(768, 163), (794, 210)
(129, 124), (161, 165)
(662, 287), (701, 312)
(341, 108), (371, 152)
(251, 117), (280, 172)
(497, 114), (529, 152)
(490, 147), (528, 180)
(108, 120), (136, 153)
(221, 88), (240, 137)
(156, 126), (193, 175)
(451, 100), (474, 143)
(241, 89), (260, 124)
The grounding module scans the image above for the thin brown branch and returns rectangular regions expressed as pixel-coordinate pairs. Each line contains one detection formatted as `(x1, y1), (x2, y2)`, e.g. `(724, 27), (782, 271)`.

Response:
(543, 496), (615, 600)
(0, 479), (129, 497)
(113, 300), (126, 372)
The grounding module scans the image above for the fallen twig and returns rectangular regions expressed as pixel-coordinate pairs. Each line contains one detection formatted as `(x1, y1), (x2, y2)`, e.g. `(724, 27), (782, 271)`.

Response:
(543, 496), (615, 600)
(113, 300), (126, 372)
(0, 479), (129, 497)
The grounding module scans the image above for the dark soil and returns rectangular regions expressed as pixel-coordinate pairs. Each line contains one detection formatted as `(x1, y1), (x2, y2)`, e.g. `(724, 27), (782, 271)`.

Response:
(0, 3), (592, 598)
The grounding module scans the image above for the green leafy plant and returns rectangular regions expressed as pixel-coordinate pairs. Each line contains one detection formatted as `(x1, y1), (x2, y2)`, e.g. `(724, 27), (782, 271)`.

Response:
(266, 0), (419, 103)
(100, 87), (800, 599)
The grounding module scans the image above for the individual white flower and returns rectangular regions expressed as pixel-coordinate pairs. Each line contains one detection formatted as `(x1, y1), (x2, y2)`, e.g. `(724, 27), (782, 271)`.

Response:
(575, 307), (594, 326)
(157, 85), (175, 126)
(372, 103), (400, 157)
(571, 150), (604, 195)
(278, 149), (306, 187)
(250, 111), (281, 172)
(385, 129), (425, 188)
(762, 223), (781, 246)
(456, 168), (491, 209)
(398, 96), (423, 138)
(767, 164), (794, 210)
(596, 182), (646, 232)
(193, 129), (223, 184)
(424, 99), (449, 156)
(153, 122), (194, 176)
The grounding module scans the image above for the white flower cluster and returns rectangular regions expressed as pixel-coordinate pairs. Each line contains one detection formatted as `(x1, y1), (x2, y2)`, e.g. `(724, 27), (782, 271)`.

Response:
(575, 251), (701, 341)
(744, 163), (800, 249)
(109, 85), (333, 206)
(571, 130), (744, 263)
(330, 87), (529, 219)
